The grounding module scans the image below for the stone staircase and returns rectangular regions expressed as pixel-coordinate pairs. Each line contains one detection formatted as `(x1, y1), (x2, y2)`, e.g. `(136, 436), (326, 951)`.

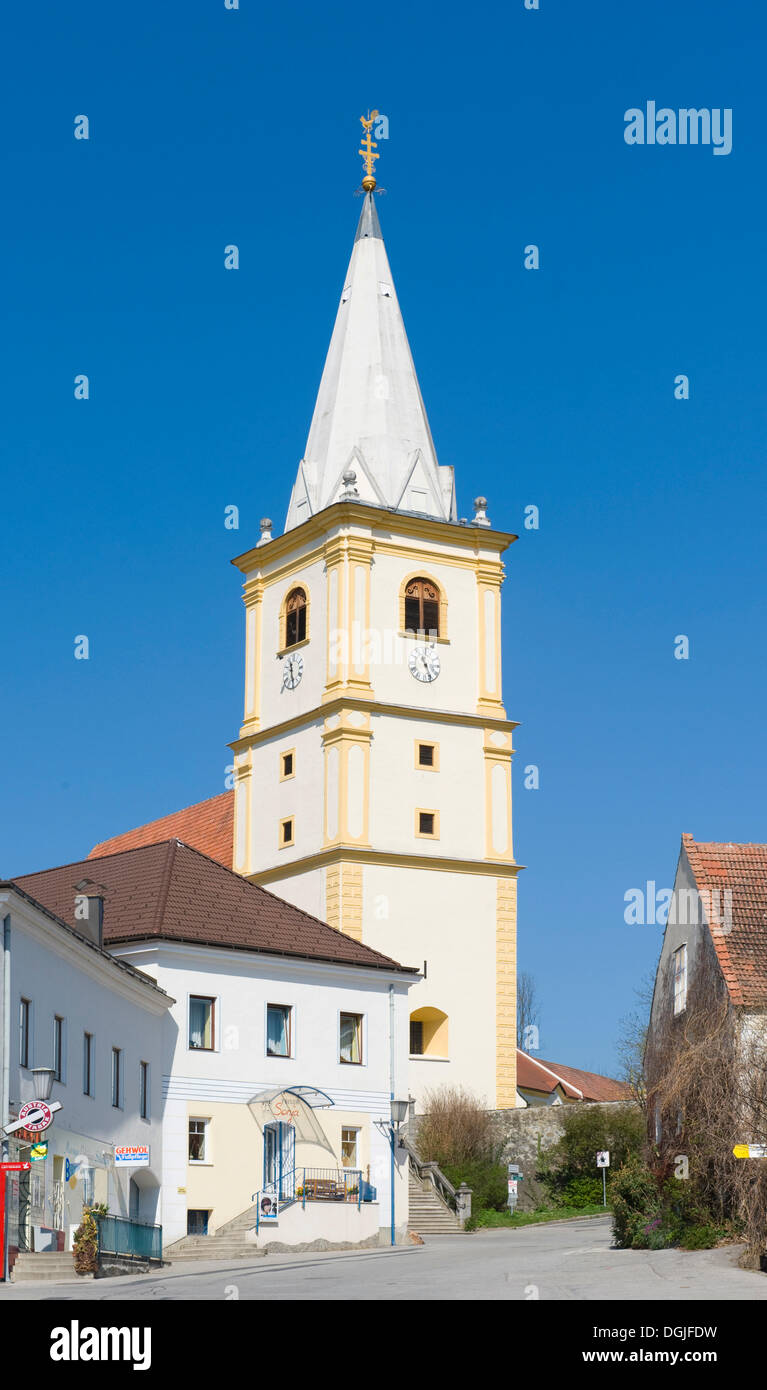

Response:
(407, 1169), (464, 1236)
(12, 1251), (83, 1282)
(164, 1202), (266, 1262)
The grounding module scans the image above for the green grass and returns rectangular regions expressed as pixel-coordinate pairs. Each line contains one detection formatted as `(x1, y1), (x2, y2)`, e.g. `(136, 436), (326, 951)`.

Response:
(467, 1203), (608, 1230)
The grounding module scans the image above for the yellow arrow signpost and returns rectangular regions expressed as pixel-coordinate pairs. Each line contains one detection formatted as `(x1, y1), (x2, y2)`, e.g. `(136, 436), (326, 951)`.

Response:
(733, 1145), (767, 1158)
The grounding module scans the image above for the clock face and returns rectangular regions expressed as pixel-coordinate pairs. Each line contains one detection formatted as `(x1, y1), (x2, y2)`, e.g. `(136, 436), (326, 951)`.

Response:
(282, 653), (304, 690)
(408, 644), (440, 683)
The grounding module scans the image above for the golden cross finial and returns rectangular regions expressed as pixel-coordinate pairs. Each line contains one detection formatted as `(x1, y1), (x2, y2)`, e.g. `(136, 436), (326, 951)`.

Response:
(358, 110), (380, 191)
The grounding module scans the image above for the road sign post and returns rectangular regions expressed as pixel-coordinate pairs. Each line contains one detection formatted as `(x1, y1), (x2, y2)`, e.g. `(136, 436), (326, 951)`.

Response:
(596, 1151), (610, 1206)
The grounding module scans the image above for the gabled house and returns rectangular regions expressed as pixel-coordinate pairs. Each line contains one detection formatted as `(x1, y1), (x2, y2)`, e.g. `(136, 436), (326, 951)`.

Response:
(516, 1049), (629, 1107)
(14, 838), (417, 1249)
(646, 833), (767, 1144)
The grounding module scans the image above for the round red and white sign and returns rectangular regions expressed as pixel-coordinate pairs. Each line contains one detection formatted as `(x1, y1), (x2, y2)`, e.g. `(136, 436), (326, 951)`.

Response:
(18, 1100), (53, 1132)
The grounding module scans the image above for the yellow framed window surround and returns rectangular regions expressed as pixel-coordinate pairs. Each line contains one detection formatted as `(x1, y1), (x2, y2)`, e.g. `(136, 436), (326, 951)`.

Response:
(279, 816), (295, 848)
(415, 740), (439, 770)
(280, 749), (296, 780)
(279, 585), (310, 653)
(415, 809), (440, 839)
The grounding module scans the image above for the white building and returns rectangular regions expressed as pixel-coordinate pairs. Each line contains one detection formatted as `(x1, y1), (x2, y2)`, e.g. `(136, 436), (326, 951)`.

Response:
(0, 880), (171, 1263)
(15, 838), (415, 1249)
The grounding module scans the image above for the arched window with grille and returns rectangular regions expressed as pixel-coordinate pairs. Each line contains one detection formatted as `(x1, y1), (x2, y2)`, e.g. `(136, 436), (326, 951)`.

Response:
(404, 577), (441, 638)
(284, 587), (307, 647)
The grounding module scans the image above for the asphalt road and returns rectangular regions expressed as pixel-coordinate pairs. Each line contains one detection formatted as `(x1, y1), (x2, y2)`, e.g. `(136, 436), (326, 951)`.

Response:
(3, 1217), (767, 1300)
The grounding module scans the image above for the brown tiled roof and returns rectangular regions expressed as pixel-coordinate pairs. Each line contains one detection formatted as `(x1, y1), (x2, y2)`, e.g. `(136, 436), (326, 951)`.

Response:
(516, 1049), (630, 1102)
(682, 833), (767, 1007)
(13, 839), (416, 975)
(89, 792), (234, 867)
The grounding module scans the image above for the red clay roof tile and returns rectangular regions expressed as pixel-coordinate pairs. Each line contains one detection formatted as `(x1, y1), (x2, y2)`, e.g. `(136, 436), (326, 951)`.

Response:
(682, 833), (767, 1008)
(88, 792), (234, 868)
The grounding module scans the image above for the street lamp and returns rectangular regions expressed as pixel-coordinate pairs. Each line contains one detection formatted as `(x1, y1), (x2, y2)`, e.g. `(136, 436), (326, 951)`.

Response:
(30, 1068), (55, 1101)
(390, 1099), (409, 1128)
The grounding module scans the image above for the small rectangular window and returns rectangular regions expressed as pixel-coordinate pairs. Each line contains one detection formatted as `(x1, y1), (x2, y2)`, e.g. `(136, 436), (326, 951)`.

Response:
(417, 810), (438, 838)
(111, 1047), (122, 1108)
(139, 1061), (150, 1119)
(281, 751), (295, 779)
(189, 996), (215, 1050)
(410, 1020), (424, 1055)
(187, 1209), (210, 1235)
(280, 817), (294, 847)
(341, 1127), (360, 1168)
(673, 944), (688, 1015)
(83, 1032), (94, 1096)
(417, 743), (437, 768)
(189, 1119), (208, 1163)
(340, 1012), (363, 1065)
(20, 999), (31, 1069)
(53, 1016), (64, 1082)
(266, 1004), (292, 1057)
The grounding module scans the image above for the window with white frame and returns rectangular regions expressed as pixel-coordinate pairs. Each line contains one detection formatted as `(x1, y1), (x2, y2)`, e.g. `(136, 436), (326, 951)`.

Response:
(20, 998), (31, 1068)
(266, 1004), (292, 1057)
(83, 1032), (94, 1096)
(139, 1061), (150, 1119)
(189, 996), (215, 1050)
(53, 1016), (64, 1082)
(189, 1118), (209, 1163)
(339, 1012), (363, 1065)
(341, 1127), (359, 1168)
(673, 944), (688, 1015)
(111, 1047), (122, 1108)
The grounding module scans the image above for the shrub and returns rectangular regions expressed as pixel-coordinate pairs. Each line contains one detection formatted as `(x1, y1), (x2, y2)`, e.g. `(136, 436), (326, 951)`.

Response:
(416, 1086), (498, 1169)
(611, 1154), (663, 1249)
(678, 1224), (726, 1250)
(73, 1207), (100, 1275)
(442, 1158), (508, 1214)
(558, 1175), (605, 1209)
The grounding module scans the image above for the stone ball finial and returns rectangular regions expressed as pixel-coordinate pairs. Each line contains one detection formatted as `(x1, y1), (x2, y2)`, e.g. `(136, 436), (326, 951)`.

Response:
(471, 496), (491, 528)
(340, 469), (359, 501)
(256, 517), (273, 546)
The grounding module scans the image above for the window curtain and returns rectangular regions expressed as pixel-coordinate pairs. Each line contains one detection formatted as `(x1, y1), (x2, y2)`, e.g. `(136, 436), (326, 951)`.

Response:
(189, 998), (210, 1049)
(267, 1007), (288, 1056)
(340, 1015), (360, 1064)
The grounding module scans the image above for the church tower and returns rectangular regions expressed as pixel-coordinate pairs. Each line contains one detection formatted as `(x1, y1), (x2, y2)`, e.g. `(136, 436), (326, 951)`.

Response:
(230, 123), (519, 1109)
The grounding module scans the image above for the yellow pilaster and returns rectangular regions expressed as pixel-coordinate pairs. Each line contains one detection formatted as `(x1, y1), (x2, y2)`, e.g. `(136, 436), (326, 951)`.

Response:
(496, 875), (518, 1107)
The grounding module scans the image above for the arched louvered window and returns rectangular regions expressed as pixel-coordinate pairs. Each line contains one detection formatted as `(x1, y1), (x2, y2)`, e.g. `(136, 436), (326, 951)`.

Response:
(285, 588), (307, 647)
(404, 577), (440, 637)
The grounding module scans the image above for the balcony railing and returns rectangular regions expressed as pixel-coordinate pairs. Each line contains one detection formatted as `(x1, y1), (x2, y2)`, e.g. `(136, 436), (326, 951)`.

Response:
(96, 1214), (162, 1263)
(253, 1168), (375, 1232)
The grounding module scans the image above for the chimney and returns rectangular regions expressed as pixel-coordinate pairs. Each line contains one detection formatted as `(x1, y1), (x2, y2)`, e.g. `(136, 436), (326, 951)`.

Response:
(74, 879), (106, 948)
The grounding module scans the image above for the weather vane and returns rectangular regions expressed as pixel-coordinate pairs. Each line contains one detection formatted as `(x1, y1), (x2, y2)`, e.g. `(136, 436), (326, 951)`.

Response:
(357, 110), (384, 194)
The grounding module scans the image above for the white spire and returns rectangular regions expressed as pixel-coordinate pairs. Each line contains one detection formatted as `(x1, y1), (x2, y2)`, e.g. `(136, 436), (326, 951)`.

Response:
(285, 194), (457, 531)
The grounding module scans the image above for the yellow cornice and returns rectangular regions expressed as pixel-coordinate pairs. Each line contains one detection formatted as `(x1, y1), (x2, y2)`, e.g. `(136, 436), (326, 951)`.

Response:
(231, 696), (518, 751)
(231, 503), (517, 576)
(249, 845), (524, 887)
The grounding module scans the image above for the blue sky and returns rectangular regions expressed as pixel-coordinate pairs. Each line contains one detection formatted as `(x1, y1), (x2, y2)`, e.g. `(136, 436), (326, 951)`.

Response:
(3, 0), (765, 1076)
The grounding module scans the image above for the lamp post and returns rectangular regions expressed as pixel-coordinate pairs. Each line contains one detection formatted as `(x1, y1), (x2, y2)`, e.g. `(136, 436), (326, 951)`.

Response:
(30, 1068), (56, 1103)
(387, 1099), (409, 1247)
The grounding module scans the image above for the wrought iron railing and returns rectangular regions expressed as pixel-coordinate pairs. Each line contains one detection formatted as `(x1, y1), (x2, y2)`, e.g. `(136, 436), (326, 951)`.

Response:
(399, 1133), (458, 1210)
(96, 1214), (162, 1262)
(253, 1168), (371, 1232)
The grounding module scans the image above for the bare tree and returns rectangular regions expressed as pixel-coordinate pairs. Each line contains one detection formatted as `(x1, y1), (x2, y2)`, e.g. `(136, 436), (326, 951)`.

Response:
(615, 971), (656, 1105)
(645, 941), (767, 1267)
(517, 971), (540, 1050)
